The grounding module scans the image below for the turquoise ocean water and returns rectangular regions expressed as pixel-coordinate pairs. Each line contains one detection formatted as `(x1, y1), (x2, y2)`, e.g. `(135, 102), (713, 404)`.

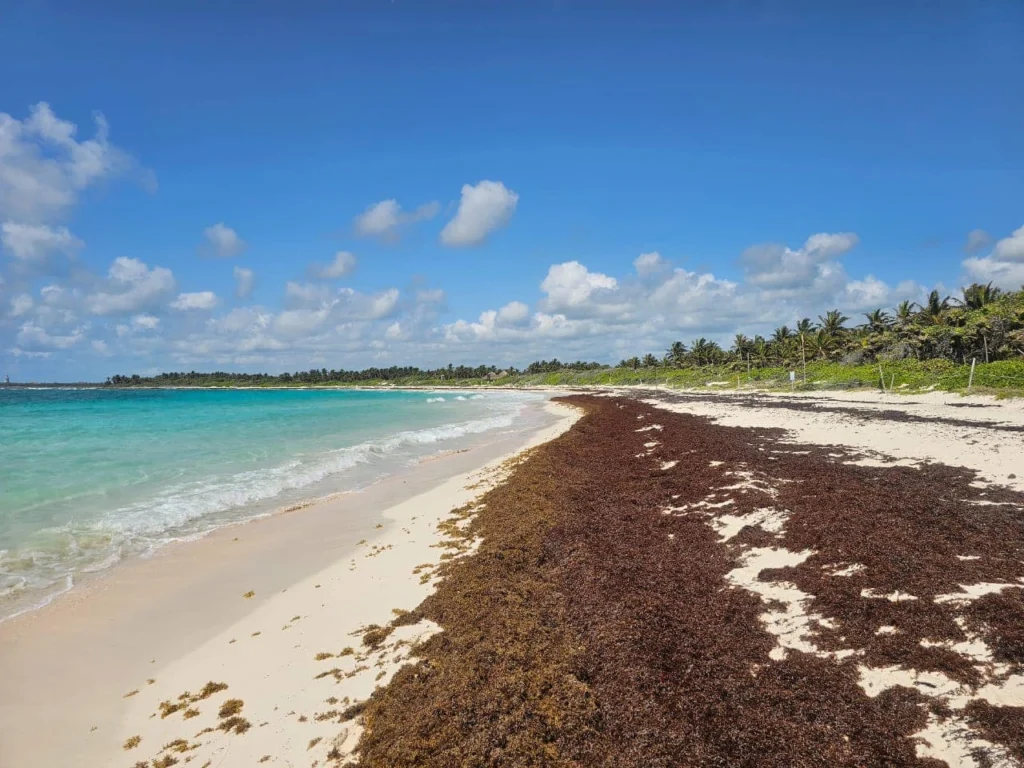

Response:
(0, 387), (540, 619)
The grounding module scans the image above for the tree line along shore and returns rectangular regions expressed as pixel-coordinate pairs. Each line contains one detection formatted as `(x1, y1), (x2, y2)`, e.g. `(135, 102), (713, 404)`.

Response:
(60, 283), (1024, 396)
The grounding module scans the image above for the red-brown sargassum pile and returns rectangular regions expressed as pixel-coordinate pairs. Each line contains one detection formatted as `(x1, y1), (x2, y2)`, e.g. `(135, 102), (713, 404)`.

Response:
(349, 395), (1024, 767)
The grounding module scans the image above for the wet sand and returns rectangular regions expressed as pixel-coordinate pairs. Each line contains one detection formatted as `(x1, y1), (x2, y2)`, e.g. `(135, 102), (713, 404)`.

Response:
(0, 400), (578, 767)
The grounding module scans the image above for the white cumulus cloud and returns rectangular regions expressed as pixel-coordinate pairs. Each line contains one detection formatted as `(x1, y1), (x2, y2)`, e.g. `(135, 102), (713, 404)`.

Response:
(86, 257), (176, 315)
(202, 222), (246, 257)
(284, 281), (333, 309)
(8, 293), (34, 317)
(354, 199), (440, 240)
(16, 320), (85, 349)
(1, 222), (82, 264)
(964, 229), (992, 254)
(5, 225), (995, 375)
(309, 251), (357, 280)
(132, 314), (161, 330)
(741, 232), (859, 289)
(961, 224), (1024, 289)
(369, 288), (400, 319)
(0, 102), (143, 224)
(440, 181), (518, 247)
(540, 261), (618, 310)
(648, 267), (738, 314)
(115, 313), (161, 337)
(963, 256), (1024, 289)
(171, 291), (218, 311)
(992, 225), (1024, 262)
(634, 251), (669, 276)
(233, 266), (256, 298)
(273, 307), (331, 338)
(497, 300), (530, 325)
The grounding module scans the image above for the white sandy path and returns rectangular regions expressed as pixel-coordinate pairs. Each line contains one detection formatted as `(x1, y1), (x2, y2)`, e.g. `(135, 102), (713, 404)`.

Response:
(102, 401), (580, 768)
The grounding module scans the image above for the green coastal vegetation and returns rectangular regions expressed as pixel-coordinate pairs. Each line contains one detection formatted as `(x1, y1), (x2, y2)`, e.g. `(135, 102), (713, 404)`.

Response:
(102, 283), (1024, 395)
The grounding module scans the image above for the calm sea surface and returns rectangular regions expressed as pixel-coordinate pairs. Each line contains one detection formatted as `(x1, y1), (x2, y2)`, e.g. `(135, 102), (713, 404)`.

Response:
(0, 387), (540, 619)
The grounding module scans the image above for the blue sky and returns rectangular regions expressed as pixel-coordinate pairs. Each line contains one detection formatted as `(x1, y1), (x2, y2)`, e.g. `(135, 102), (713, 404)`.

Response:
(1, 1), (1022, 380)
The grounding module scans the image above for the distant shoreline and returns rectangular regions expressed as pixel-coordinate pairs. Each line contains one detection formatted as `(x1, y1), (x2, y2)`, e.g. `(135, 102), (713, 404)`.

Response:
(0, 383), (562, 392)
(5, 356), (1023, 397)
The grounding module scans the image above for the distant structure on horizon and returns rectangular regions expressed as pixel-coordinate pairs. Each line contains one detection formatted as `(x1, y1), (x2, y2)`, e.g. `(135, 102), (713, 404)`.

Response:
(3, 374), (8, 385)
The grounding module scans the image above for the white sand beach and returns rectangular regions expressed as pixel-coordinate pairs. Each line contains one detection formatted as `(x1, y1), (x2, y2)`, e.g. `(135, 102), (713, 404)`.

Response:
(0, 401), (579, 768)
(3, 387), (1022, 768)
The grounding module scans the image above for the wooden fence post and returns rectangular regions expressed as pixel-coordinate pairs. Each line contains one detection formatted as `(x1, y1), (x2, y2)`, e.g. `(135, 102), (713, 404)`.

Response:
(968, 358), (976, 393)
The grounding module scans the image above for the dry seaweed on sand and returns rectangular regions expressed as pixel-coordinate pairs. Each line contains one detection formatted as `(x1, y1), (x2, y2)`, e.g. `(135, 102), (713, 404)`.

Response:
(218, 698), (244, 718)
(965, 701), (1024, 762)
(360, 624), (392, 649)
(217, 715), (251, 735)
(161, 739), (190, 753)
(349, 395), (1024, 767)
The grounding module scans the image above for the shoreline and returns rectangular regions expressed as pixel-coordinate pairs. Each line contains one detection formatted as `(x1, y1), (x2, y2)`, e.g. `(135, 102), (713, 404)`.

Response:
(3, 388), (1022, 766)
(6, 379), (1023, 402)
(0, 388), (548, 625)
(0, 399), (579, 767)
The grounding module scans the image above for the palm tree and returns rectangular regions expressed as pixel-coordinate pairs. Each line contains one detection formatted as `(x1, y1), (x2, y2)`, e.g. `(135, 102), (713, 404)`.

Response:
(863, 308), (892, 334)
(642, 353), (660, 368)
(795, 318), (815, 335)
(689, 337), (723, 366)
(731, 333), (751, 358)
(772, 326), (793, 345)
(666, 341), (688, 368)
(958, 282), (1002, 310)
(706, 340), (725, 365)
(689, 338), (710, 366)
(915, 290), (950, 325)
(769, 326), (793, 364)
(818, 309), (849, 337)
(806, 329), (833, 360)
(752, 337), (770, 367)
(894, 300), (915, 332)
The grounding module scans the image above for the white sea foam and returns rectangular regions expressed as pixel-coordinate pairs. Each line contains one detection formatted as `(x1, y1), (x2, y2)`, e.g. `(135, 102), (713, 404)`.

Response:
(0, 394), (533, 621)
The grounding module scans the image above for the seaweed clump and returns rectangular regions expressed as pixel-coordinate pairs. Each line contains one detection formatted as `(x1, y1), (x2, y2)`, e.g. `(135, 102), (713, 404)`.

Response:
(348, 395), (1024, 766)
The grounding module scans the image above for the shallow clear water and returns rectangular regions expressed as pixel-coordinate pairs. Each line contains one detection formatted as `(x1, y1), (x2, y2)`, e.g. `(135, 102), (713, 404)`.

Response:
(0, 387), (539, 619)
